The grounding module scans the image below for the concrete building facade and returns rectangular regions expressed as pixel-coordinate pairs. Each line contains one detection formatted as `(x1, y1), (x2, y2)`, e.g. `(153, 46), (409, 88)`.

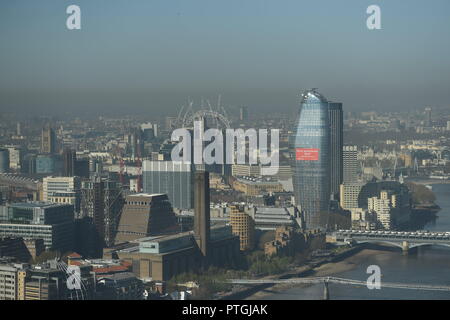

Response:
(229, 205), (255, 251)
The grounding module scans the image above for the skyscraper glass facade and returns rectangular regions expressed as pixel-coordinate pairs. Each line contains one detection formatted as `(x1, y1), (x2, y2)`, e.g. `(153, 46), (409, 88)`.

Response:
(291, 90), (330, 230)
(142, 161), (193, 209)
(328, 102), (343, 198)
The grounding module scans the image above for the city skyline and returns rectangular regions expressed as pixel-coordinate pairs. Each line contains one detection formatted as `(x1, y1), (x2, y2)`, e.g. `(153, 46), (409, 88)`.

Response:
(1, 0), (450, 303)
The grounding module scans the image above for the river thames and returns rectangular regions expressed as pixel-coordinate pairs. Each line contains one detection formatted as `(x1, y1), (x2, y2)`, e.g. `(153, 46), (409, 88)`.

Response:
(262, 183), (450, 300)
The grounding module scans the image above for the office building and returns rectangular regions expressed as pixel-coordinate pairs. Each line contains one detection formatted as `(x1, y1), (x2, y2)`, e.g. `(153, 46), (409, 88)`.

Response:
(0, 202), (74, 252)
(41, 124), (57, 154)
(5, 146), (21, 171)
(80, 177), (124, 247)
(0, 263), (21, 300)
(252, 206), (298, 230)
(96, 272), (143, 300)
(61, 150), (89, 178)
(142, 160), (193, 209)
(328, 102), (343, 198)
(35, 155), (58, 174)
(23, 268), (66, 300)
(231, 176), (283, 196)
(89, 158), (104, 174)
(1, 260), (96, 300)
(425, 107), (432, 127)
(22, 154), (36, 175)
(291, 89), (330, 230)
(43, 176), (81, 215)
(343, 145), (358, 183)
(368, 191), (393, 229)
(62, 148), (76, 177)
(231, 164), (262, 177)
(202, 205), (298, 231)
(339, 182), (365, 210)
(239, 106), (249, 121)
(47, 191), (78, 210)
(141, 122), (157, 142)
(0, 149), (9, 173)
(74, 158), (90, 178)
(6, 262), (94, 300)
(43, 176), (80, 202)
(231, 164), (292, 180)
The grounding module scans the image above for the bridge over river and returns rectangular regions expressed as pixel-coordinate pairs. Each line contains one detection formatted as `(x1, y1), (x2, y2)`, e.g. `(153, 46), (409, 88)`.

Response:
(333, 230), (450, 253)
(229, 277), (450, 299)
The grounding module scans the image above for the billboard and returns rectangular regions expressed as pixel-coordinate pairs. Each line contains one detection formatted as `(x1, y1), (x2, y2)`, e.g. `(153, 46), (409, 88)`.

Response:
(296, 148), (319, 161)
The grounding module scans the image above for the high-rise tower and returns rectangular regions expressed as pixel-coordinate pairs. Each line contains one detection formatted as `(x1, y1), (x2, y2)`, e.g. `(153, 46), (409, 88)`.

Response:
(194, 170), (210, 257)
(80, 177), (123, 249)
(41, 124), (56, 154)
(343, 145), (358, 183)
(291, 89), (330, 230)
(63, 148), (76, 177)
(239, 106), (249, 121)
(424, 107), (432, 127)
(328, 102), (343, 199)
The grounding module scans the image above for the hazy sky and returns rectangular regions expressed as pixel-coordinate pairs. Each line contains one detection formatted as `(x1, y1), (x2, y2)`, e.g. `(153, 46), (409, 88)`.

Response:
(1, 0), (450, 116)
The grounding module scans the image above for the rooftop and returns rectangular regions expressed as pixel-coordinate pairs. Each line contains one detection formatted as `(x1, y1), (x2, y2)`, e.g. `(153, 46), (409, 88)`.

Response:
(97, 272), (138, 282)
(127, 193), (165, 198)
(235, 176), (281, 185)
(8, 202), (73, 209)
(136, 231), (193, 244)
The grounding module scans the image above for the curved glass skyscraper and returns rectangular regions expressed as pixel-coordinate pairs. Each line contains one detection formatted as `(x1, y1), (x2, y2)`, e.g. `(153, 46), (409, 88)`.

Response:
(291, 89), (330, 230)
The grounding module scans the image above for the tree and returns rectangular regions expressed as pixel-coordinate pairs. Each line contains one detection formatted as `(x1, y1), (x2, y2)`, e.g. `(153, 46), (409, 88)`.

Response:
(405, 182), (436, 205)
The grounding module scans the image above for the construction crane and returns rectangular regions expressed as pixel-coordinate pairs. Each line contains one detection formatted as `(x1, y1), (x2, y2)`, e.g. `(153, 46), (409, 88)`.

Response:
(114, 145), (125, 186)
(136, 157), (142, 193)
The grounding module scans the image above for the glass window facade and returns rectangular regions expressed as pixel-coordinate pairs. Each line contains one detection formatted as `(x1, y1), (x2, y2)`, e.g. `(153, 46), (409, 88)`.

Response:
(328, 102), (343, 197)
(142, 161), (193, 209)
(291, 90), (330, 230)
(0, 203), (74, 251)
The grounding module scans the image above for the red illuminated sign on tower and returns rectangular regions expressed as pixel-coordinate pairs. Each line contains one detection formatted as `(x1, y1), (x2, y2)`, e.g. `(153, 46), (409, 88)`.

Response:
(296, 148), (319, 161)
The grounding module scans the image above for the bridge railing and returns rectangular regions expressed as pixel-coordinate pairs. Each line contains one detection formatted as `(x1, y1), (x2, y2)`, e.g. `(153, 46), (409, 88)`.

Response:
(228, 277), (450, 291)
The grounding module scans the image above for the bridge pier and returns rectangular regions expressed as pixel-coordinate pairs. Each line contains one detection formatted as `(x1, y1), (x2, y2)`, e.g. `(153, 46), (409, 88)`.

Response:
(402, 241), (409, 255)
(323, 281), (329, 300)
